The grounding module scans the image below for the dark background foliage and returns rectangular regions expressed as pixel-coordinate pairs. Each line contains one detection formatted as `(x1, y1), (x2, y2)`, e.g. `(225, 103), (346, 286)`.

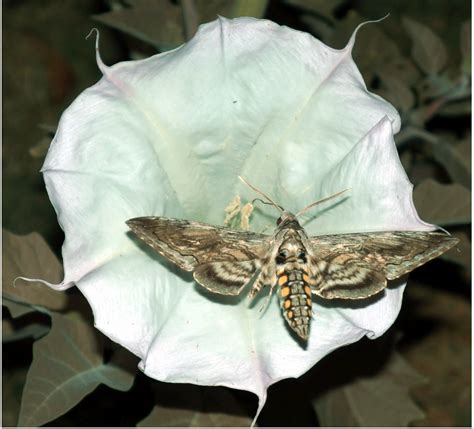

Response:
(3, 0), (471, 426)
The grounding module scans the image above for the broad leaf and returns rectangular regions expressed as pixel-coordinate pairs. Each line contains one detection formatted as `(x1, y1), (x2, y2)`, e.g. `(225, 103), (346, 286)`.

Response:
(2, 315), (49, 343)
(402, 17), (448, 75)
(18, 313), (136, 427)
(2, 299), (35, 319)
(284, 0), (346, 21)
(2, 230), (66, 317)
(378, 75), (415, 113)
(138, 386), (251, 426)
(413, 179), (471, 226)
(404, 282), (471, 425)
(3, 365), (29, 427)
(460, 19), (471, 76)
(439, 100), (471, 117)
(313, 352), (425, 426)
(442, 231), (471, 269)
(93, 0), (269, 51)
(431, 138), (471, 189)
(93, 0), (183, 51)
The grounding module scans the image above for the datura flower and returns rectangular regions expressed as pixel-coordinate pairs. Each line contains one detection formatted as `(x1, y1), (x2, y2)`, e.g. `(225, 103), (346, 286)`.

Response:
(40, 17), (434, 421)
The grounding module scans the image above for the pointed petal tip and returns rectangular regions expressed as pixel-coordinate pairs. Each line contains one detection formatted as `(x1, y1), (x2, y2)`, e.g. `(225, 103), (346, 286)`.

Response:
(15, 276), (75, 291)
(85, 27), (109, 75)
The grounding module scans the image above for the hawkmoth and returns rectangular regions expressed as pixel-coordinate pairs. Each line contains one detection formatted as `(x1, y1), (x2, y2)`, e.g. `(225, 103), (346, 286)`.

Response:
(126, 178), (459, 341)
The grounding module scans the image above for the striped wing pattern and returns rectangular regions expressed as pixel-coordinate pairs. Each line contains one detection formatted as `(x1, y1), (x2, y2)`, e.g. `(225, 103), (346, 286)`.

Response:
(126, 216), (269, 295)
(127, 215), (459, 340)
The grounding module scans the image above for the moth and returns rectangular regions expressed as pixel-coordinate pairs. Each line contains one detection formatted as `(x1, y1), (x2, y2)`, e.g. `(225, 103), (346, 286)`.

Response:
(126, 177), (459, 341)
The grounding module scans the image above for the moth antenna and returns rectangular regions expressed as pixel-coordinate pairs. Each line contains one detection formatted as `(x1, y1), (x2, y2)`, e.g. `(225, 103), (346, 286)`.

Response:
(251, 198), (284, 211)
(238, 176), (283, 214)
(295, 189), (350, 218)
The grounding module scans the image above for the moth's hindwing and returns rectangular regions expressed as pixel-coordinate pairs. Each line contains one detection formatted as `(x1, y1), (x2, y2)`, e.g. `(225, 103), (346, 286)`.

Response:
(194, 260), (261, 295)
(309, 261), (387, 299)
(308, 231), (459, 299)
(126, 216), (270, 295)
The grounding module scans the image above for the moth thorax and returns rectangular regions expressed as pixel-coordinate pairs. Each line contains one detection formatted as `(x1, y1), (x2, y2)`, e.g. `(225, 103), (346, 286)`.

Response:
(276, 237), (307, 266)
(277, 269), (312, 340)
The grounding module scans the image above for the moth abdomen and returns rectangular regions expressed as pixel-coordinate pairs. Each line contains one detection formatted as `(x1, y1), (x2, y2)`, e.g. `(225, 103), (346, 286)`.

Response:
(278, 269), (313, 340)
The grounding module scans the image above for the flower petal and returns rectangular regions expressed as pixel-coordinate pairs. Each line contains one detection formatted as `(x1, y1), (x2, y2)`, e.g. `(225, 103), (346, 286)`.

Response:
(305, 116), (434, 235)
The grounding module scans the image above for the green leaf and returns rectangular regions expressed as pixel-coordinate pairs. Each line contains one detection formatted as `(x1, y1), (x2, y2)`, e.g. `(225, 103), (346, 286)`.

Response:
(94, 0), (269, 52)
(438, 100), (471, 117)
(313, 352), (426, 426)
(2, 298), (35, 318)
(460, 20), (471, 76)
(138, 385), (252, 426)
(378, 75), (415, 113)
(284, 0), (345, 21)
(431, 139), (471, 189)
(228, 0), (268, 19)
(2, 229), (67, 317)
(2, 315), (49, 343)
(3, 365), (29, 427)
(93, 0), (183, 51)
(415, 74), (457, 102)
(378, 56), (421, 88)
(441, 231), (471, 269)
(413, 179), (471, 226)
(402, 17), (448, 75)
(18, 313), (136, 427)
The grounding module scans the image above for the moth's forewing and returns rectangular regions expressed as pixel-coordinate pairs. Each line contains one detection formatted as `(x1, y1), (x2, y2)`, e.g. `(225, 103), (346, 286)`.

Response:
(126, 216), (270, 295)
(127, 217), (199, 271)
(378, 232), (459, 279)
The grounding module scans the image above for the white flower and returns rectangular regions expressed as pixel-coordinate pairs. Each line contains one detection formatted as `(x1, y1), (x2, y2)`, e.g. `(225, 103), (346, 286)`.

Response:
(41, 17), (433, 421)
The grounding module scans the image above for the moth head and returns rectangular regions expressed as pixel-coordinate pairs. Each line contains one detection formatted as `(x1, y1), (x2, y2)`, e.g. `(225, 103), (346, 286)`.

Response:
(276, 211), (297, 226)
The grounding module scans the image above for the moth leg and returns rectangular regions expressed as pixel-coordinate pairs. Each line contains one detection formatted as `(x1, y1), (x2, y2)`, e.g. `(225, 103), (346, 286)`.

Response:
(258, 282), (276, 315)
(249, 259), (275, 295)
(248, 275), (265, 300)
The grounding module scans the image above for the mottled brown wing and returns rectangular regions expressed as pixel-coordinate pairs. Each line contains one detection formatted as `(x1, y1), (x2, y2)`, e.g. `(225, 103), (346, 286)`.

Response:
(308, 231), (459, 299)
(126, 216), (271, 295)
